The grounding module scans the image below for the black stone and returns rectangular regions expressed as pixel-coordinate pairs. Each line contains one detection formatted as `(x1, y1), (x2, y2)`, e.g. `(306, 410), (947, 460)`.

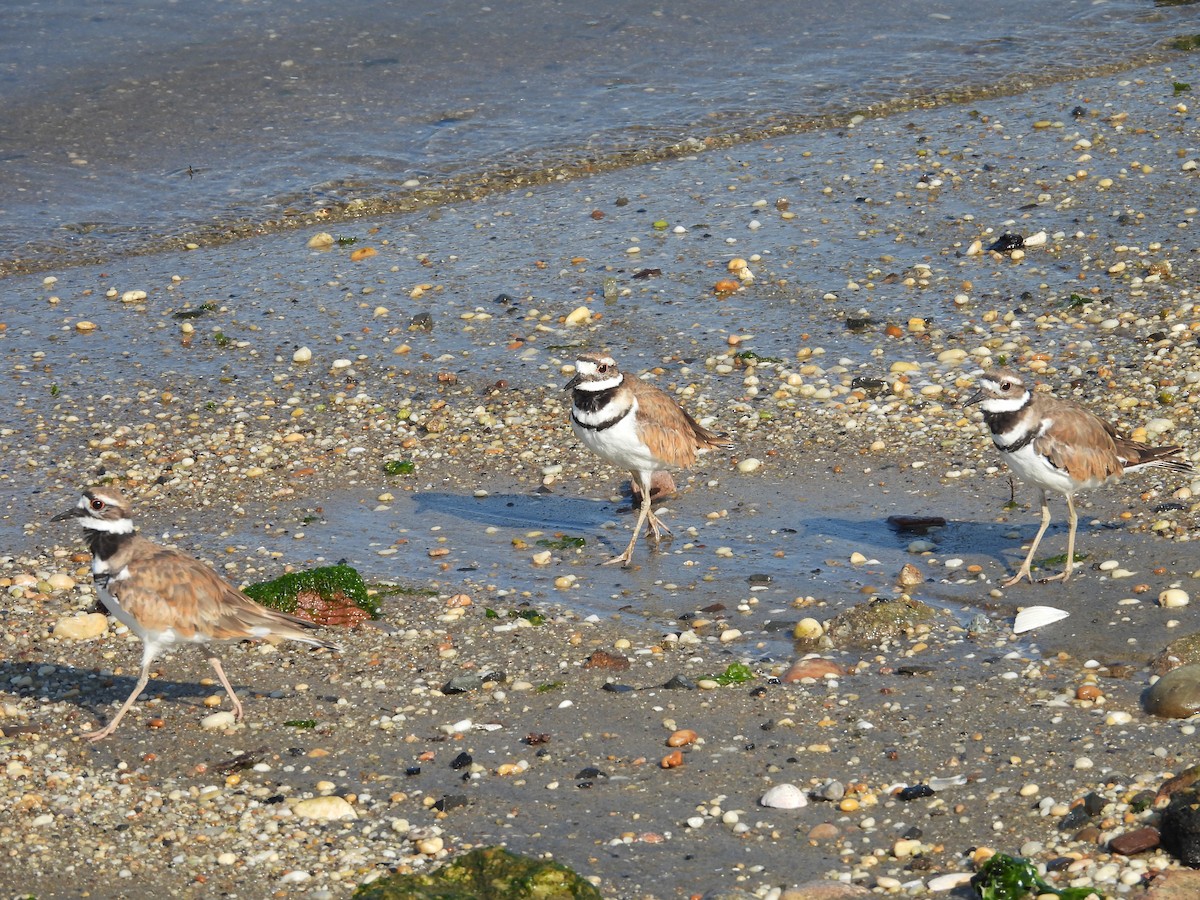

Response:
(1160, 787), (1200, 866)
(449, 752), (473, 770)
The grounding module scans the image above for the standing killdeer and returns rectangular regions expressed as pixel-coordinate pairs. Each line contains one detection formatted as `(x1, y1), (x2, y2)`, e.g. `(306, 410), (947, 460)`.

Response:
(565, 352), (731, 566)
(966, 368), (1194, 586)
(52, 487), (340, 740)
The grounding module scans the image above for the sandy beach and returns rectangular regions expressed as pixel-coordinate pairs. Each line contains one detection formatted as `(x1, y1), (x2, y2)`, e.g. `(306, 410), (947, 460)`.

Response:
(2, 58), (1200, 898)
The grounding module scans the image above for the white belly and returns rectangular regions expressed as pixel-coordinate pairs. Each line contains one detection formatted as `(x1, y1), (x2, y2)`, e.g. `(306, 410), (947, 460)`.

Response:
(1003, 443), (1107, 495)
(573, 412), (661, 475)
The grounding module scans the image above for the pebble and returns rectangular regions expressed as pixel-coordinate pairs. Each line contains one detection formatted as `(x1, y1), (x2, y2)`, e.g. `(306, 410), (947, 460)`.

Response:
(760, 783), (807, 809)
(1160, 589), (1190, 608)
(294, 796), (358, 821)
(737, 457), (762, 474)
(201, 710), (237, 730)
(52, 613), (108, 641)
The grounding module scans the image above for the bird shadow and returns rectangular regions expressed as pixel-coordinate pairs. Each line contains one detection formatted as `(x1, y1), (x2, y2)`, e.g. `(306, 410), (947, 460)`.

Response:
(0, 650), (310, 730)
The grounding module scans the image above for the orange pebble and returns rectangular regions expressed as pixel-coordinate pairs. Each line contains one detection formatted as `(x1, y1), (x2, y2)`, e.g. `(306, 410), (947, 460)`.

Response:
(667, 729), (697, 747)
(660, 750), (684, 769)
(349, 246), (377, 262)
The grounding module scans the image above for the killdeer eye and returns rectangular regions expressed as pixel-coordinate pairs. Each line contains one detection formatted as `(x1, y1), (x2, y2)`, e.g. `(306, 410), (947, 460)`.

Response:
(598, 363), (609, 373)
(1000, 381), (1011, 391)
(90, 498), (105, 511)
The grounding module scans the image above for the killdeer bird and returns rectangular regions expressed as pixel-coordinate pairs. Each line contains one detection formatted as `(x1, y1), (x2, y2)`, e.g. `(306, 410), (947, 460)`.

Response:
(565, 352), (731, 566)
(52, 488), (340, 740)
(966, 368), (1194, 586)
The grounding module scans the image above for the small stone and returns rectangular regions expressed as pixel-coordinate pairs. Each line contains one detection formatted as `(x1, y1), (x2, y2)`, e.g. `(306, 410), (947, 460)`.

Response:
(782, 658), (843, 683)
(201, 711), (237, 731)
(307, 232), (335, 249)
(793, 618), (824, 642)
(1109, 826), (1161, 856)
(293, 347), (313, 363)
(760, 783), (807, 809)
(47, 573), (76, 592)
(667, 729), (697, 747)
(294, 796), (357, 821)
(564, 306), (592, 326)
(1160, 589), (1190, 608)
(736, 457), (761, 474)
(52, 613), (108, 642)
(896, 563), (922, 588)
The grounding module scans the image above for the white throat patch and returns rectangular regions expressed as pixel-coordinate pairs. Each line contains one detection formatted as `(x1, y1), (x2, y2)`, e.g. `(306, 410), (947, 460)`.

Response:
(82, 516), (134, 535)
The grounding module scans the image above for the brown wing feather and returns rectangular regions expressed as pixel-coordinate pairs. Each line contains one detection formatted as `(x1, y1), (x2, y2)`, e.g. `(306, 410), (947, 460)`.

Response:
(1033, 399), (1124, 482)
(117, 544), (335, 647)
(630, 379), (731, 468)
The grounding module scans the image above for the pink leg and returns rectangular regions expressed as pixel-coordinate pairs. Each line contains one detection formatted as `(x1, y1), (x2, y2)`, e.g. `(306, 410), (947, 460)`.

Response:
(207, 655), (245, 721)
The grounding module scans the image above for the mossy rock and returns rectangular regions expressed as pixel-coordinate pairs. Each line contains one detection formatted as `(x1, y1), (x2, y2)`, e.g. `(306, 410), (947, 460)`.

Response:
(824, 596), (935, 647)
(244, 564), (379, 624)
(1151, 631), (1200, 676)
(353, 847), (602, 899)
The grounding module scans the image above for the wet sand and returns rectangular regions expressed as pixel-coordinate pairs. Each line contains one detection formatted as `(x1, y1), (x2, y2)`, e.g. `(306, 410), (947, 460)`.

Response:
(1, 59), (1200, 898)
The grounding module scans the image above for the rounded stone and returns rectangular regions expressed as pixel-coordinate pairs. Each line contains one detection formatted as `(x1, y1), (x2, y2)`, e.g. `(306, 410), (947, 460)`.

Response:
(294, 795), (358, 821)
(52, 613), (108, 642)
(1146, 664), (1200, 718)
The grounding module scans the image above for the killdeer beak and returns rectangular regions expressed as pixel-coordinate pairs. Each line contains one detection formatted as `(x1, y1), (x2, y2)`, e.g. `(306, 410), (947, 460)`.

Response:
(563, 373), (581, 392)
(51, 507), (85, 522)
(962, 388), (983, 407)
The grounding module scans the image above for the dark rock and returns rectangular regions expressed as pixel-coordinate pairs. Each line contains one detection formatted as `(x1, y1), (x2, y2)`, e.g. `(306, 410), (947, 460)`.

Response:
(1109, 826), (1161, 855)
(1083, 791), (1107, 816)
(1145, 664), (1200, 718)
(663, 674), (697, 690)
(449, 752), (472, 770)
(442, 675), (482, 695)
(987, 232), (1025, 253)
(431, 794), (470, 813)
(600, 682), (634, 693)
(885, 515), (947, 534)
(897, 784), (934, 802)
(1059, 805), (1093, 831)
(1160, 787), (1200, 866)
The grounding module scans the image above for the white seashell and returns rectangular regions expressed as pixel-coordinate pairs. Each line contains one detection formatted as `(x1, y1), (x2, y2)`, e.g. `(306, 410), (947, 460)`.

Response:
(1023, 230), (1047, 247)
(760, 783), (807, 809)
(927, 873), (974, 892)
(1013, 605), (1070, 634)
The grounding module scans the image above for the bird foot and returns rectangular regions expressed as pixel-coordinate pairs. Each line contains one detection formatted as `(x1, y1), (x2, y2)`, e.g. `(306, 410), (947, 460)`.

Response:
(83, 724), (117, 742)
(601, 553), (634, 568)
(1001, 569), (1034, 588)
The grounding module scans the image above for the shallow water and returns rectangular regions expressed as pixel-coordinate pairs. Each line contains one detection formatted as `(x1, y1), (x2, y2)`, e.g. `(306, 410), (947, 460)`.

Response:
(2, 0), (1196, 270)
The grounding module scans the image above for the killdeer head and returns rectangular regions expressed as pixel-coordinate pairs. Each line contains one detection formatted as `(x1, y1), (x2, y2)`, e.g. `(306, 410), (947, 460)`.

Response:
(564, 353), (623, 393)
(52, 488), (134, 535)
(964, 368), (1030, 414)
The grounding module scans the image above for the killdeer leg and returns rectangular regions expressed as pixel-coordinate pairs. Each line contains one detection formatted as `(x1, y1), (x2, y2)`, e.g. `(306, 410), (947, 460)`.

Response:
(1044, 494), (1079, 583)
(646, 509), (672, 544)
(604, 475), (652, 567)
(85, 653), (155, 742)
(207, 654), (245, 721)
(1003, 490), (1053, 587)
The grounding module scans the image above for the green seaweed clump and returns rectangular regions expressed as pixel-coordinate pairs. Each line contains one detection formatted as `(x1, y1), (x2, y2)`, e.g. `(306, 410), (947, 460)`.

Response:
(244, 564), (379, 619)
(705, 662), (754, 685)
(352, 846), (602, 899)
(971, 853), (1103, 900)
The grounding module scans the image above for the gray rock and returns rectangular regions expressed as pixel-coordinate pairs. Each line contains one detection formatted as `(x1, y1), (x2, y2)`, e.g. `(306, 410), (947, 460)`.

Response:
(1145, 664), (1200, 718)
